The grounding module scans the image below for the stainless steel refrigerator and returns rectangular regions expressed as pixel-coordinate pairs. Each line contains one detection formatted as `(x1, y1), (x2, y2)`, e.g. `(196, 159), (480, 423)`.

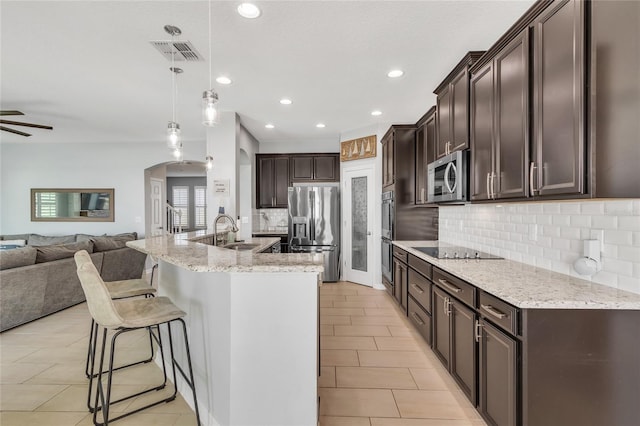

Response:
(288, 183), (340, 282)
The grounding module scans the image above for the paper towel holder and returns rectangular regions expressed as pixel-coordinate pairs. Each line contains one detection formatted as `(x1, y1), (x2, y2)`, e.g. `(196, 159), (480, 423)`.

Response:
(573, 239), (602, 276)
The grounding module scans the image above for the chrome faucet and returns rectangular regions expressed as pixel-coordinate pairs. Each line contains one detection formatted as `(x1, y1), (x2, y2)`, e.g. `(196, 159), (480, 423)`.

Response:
(213, 214), (239, 246)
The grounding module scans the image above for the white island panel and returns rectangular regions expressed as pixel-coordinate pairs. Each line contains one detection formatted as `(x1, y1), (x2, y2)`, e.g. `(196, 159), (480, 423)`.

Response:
(159, 260), (319, 426)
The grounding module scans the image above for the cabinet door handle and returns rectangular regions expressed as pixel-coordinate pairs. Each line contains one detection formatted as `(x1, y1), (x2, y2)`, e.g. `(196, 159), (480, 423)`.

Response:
(491, 172), (496, 198)
(474, 320), (483, 343)
(486, 172), (491, 198)
(411, 311), (425, 326)
(529, 162), (537, 195)
(410, 283), (424, 294)
(438, 278), (461, 294)
(481, 304), (507, 319)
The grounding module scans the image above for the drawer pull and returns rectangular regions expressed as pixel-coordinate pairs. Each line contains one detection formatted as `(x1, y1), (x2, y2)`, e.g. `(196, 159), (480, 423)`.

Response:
(438, 278), (461, 293)
(481, 304), (507, 319)
(410, 283), (424, 294)
(411, 311), (425, 326)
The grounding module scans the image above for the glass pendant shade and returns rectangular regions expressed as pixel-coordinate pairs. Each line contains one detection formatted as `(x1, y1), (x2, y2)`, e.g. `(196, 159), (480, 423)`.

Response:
(167, 121), (181, 149)
(206, 155), (214, 170)
(202, 90), (219, 126)
(172, 143), (183, 162)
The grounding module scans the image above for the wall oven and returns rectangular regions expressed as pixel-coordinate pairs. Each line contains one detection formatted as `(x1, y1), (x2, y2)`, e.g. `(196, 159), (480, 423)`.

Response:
(381, 191), (394, 240)
(381, 191), (394, 292)
(427, 150), (468, 203)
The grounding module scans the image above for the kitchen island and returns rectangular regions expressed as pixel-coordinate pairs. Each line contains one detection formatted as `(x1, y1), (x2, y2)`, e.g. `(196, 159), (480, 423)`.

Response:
(128, 231), (324, 426)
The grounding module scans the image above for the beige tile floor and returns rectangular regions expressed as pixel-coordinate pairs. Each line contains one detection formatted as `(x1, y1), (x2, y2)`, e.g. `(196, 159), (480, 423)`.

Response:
(0, 281), (487, 426)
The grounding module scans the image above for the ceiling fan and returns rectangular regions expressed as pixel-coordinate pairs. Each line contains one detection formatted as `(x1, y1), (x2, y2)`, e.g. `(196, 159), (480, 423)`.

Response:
(0, 110), (53, 137)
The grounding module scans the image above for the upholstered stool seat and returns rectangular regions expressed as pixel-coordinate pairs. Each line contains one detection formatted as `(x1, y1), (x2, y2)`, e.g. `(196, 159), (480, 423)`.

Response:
(75, 250), (200, 426)
(106, 278), (156, 299)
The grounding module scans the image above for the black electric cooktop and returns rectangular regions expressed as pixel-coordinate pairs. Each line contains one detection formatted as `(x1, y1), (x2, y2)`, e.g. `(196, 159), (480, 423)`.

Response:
(412, 245), (503, 260)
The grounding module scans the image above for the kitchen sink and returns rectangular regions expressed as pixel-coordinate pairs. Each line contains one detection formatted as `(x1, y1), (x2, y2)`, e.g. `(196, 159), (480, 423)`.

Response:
(222, 243), (260, 251)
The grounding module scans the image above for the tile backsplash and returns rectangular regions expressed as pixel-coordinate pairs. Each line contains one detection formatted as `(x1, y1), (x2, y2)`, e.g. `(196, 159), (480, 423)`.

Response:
(253, 209), (288, 232)
(438, 200), (640, 294)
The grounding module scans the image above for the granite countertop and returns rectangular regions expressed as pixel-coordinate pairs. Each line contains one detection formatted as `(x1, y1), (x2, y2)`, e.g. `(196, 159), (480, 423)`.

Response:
(393, 240), (640, 310)
(252, 230), (288, 236)
(127, 230), (323, 273)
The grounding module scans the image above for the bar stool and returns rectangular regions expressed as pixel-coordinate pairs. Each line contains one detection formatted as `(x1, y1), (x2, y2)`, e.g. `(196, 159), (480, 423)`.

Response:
(75, 250), (200, 426)
(84, 277), (158, 412)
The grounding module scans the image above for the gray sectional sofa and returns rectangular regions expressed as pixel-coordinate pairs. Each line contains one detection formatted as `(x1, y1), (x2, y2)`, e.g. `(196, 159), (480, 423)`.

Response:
(0, 233), (147, 332)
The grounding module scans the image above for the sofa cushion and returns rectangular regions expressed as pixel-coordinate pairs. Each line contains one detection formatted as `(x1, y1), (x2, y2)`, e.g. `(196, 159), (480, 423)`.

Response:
(35, 240), (94, 263)
(28, 234), (76, 246)
(0, 246), (38, 270)
(91, 233), (137, 252)
(76, 233), (105, 243)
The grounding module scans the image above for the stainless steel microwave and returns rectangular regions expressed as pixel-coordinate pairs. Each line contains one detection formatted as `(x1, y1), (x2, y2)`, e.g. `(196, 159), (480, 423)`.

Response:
(427, 150), (468, 203)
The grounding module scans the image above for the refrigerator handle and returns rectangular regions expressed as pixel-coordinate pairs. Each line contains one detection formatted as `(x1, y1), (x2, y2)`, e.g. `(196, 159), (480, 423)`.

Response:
(310, 190), (316, 242)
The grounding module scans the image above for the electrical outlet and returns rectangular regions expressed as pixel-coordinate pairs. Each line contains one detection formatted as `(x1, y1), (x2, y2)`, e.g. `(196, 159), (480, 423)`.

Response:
(589, 229), (604, 252)
(528, 224), (538, 241)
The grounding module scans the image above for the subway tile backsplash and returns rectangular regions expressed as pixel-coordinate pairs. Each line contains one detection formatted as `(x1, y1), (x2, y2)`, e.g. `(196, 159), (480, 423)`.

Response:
(438, 200), (640, 295)
(252, 209), (288, 232)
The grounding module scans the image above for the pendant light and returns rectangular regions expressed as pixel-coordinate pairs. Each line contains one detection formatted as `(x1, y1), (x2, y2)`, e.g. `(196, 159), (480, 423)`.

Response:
(202, 0), (219, 126)
(165, 25), (183, 151)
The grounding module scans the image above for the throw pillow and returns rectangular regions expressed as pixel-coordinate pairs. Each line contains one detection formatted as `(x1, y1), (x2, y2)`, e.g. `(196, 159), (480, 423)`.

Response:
(35, 240), (94, 263)
(0, 246), (38, 270)
(28, 234), (76, 246)
(1, 233), (31, 242)
(91, 233), (136, 252)
(1, 239), (26, 247)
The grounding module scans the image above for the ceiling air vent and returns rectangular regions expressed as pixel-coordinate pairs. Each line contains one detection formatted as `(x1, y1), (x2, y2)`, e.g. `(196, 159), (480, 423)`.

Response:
(150, 40), (203, 62)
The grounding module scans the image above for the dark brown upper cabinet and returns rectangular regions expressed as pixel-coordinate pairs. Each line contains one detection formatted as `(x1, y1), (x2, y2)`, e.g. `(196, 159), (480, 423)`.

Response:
(470, 31), (529, 201)
(290, 154), (339, 183)
(415, 107), (436, 205)
(256, 155), (290, 208)
(531, 0), (585, 197)
(381, 125), (416, 204)
(434, 52), (485, 159)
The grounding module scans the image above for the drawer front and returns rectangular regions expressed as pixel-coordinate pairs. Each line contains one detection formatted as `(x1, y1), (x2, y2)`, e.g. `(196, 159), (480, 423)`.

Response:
(408, 269), (431, 313)
(408, 296), (431, 344)
(393, 246), (408, 262)
(408, 254), (432, 279)
(433, 267), (475, 308)
(479, 291), (519, 336)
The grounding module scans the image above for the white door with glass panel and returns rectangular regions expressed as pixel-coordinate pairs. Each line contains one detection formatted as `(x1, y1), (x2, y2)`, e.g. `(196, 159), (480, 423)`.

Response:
(343, 167), (375, 286)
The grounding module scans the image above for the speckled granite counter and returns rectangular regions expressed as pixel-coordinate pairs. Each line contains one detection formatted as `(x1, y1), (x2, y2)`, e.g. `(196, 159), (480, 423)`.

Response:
(394, 240), (640, 310)
(126, 230), (323, 273)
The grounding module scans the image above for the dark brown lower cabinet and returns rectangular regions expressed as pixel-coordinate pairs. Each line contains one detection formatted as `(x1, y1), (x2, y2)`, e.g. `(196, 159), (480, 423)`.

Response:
(393, 257), (408, 314)
(478, 319), (518, 426)
(432, 286), (477, 404)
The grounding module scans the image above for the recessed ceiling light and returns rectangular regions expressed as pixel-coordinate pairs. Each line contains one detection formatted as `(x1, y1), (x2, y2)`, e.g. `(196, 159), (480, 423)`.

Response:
(316, 123), (326, 128)
(280, 98), (292, 105)
(216, 76), (232, 85)
(387, 69), (404, 78)
(265, 124), (275, 129)
(237, 3), (261, 19)
(371, 110), (382, 116)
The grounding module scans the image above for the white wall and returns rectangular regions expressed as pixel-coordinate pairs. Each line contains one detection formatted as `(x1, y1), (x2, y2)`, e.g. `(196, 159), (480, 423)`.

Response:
(339, 122), (390, 288)
(206, 112), (238, 221)
(439, 200), (640, 294)
(0, 141), (204, 236)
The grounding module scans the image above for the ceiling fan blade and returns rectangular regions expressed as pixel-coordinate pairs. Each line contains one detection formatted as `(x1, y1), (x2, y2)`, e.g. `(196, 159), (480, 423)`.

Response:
(0, 119), (53, 130)
(0, 126), (31, 137)
(0, 110), (25, 116)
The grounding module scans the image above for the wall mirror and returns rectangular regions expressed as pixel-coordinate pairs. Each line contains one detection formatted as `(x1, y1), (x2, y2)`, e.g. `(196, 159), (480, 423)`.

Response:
(31, 188), (114, 222)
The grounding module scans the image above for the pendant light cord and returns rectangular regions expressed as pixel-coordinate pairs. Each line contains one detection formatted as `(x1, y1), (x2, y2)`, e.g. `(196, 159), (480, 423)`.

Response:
(171, 33), (176, 122)
(208, 0), (212, 89)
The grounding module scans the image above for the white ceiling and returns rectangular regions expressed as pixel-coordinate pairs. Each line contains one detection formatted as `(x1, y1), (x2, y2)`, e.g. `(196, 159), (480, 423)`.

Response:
(0, 0), (535, 146)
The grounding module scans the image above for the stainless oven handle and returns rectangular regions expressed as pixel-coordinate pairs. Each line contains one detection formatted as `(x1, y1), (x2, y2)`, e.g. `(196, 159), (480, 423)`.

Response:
(444, 162), (454, 194)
